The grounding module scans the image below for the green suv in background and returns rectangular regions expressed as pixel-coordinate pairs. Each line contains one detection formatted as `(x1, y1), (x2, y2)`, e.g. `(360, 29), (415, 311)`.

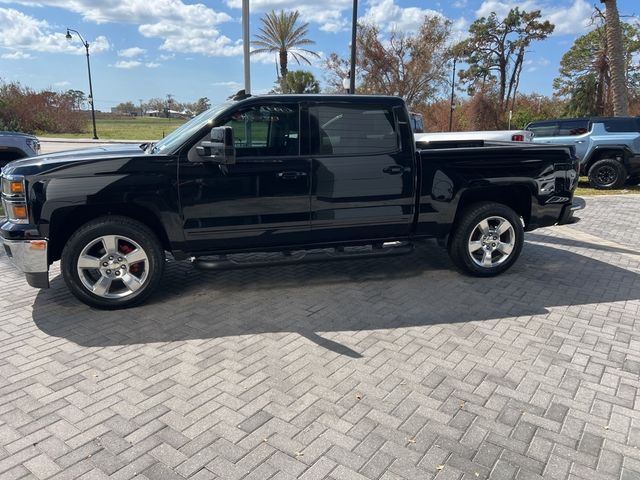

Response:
(526, 117), (640, 189)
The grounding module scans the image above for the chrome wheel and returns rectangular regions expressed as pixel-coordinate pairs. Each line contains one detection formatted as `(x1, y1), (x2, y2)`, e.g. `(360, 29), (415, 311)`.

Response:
(76, 235), (149, 299)
(467, 216), (515, 268)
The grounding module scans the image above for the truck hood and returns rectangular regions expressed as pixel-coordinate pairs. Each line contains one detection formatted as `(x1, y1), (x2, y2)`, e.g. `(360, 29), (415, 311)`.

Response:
(1, 143), (148, 176)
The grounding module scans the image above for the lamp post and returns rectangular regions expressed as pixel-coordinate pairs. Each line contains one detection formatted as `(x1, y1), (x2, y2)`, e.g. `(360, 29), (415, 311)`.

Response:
(348, 0), (358, 94)
(448, 57), (457, 132)
(66, 28), (98, 139)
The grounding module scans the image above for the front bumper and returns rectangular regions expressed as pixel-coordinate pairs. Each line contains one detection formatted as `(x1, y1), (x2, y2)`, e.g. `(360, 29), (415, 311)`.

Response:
(558, 196), (586, 225)
(0, 236), (49, 288)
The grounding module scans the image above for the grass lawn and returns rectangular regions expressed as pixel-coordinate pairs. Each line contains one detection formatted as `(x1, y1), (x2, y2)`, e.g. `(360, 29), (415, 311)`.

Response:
(37, 116), (186, 141)
(575, 177), (640, 196)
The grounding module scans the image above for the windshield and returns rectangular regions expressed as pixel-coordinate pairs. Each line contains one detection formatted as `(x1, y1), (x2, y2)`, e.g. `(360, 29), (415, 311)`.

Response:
(151, 101), (235, 154)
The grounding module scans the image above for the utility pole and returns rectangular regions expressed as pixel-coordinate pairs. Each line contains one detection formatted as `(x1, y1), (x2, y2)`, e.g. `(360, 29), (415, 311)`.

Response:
(349, 0), (358, 94)
(242, 0), (251, 95)
(448, 58), (457, 132)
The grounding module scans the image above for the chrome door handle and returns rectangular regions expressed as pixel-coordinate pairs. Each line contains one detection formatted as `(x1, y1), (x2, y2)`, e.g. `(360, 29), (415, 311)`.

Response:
(382, 165), (404, 175)
(277, 171), (307, 180)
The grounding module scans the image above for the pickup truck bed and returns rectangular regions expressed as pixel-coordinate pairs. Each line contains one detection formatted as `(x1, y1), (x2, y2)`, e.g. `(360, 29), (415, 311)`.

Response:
(0, 94), (582, 309)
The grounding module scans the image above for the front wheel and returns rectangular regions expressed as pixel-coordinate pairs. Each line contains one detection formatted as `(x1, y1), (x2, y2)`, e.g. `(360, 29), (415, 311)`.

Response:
(448, 202), (524, 277)
(61, 216), (165, 309)
(588, 159), (627, 189)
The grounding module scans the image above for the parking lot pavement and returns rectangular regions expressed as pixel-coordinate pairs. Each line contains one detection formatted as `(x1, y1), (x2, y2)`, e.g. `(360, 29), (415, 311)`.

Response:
(1, 196), (639, 480)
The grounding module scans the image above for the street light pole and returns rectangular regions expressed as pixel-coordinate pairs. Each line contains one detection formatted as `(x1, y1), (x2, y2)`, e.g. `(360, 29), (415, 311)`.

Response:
(349, 0), (358, 94)
(66, 28), (98, 140)
(242, 0), (251, 95)
(448, 57), (457, 132)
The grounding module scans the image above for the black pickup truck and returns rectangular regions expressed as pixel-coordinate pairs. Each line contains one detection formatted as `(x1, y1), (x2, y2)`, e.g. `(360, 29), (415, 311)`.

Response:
(0, 95), (582, 309)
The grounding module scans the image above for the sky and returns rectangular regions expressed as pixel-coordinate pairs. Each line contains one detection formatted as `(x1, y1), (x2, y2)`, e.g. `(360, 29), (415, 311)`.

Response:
(0, 0), (637, 111)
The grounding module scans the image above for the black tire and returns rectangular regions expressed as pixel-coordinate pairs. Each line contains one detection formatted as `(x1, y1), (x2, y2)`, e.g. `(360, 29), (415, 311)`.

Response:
(588, 159), (627, 189)
(61, 216), (165, 309)
(448, 202), (524, 277)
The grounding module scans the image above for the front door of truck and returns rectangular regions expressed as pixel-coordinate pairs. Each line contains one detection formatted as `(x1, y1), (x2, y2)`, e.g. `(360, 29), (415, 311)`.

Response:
(179, 101), (311, 253)
(308, 103), (415, 242)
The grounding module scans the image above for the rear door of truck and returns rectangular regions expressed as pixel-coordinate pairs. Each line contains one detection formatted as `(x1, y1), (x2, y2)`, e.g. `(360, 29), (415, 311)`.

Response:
(307, 101), (416, 242)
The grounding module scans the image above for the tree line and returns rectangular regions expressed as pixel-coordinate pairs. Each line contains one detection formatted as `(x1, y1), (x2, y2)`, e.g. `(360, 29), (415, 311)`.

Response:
(257, 1), (637, 130)
(2, 1), (636, 135)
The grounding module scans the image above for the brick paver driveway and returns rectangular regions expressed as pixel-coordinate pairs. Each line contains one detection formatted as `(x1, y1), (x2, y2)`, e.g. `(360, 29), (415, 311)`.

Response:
(1, 195), (639, 480)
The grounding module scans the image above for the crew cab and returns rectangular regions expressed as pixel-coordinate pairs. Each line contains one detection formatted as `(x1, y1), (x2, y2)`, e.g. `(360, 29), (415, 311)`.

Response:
(527, 117), (640, 189)
(0, 95), (582, 309)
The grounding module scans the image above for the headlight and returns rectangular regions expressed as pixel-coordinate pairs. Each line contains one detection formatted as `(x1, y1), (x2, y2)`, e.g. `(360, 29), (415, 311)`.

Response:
(26, 138), (40, 154)
(1, 175), (29, 224)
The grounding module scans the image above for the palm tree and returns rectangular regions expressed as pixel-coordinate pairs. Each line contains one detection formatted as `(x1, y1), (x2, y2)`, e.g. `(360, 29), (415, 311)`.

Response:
(601, 0), (629, 115)
(251, 10), (320, 89)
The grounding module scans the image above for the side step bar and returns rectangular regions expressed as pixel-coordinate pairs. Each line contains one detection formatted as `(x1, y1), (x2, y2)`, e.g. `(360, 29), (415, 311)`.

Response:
(193, 242), (414, 271)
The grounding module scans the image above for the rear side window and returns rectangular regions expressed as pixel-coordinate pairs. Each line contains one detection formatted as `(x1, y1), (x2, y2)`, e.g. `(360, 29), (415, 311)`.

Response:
(558, 120), (589, 136)
(602, 118), (640, 132)
(310, 105), (398, 156)
(527, 122), (558, 137)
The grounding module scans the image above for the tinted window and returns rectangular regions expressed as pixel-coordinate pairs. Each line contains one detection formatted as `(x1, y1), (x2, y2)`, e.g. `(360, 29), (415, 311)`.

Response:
(602, 118), (640, 132)
(527, 122), (558, 137)
(558, 120), (589, 136)
(223, 104), (299, 156)
(310, 105), (398, 156)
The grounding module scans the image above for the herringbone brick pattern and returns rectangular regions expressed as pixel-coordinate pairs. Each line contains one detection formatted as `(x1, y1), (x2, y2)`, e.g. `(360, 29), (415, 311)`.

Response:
(1, 195), (639, 479)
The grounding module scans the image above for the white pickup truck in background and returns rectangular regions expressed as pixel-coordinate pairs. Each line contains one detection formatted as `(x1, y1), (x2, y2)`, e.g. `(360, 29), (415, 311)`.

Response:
(415, 130), (534, 145)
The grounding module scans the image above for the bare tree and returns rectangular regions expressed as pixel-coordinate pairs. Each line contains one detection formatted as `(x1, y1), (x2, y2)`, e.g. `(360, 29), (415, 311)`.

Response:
(324, 16), (451, 109)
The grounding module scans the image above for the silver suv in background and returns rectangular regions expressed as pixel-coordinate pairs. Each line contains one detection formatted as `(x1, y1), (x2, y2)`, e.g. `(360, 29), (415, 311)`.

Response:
(0, 131), (41, 169)
(527, 117), (640, 189)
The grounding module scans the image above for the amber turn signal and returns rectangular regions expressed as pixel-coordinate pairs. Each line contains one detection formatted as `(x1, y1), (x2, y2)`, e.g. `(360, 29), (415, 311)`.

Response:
(11, 204), (28, 219)
(10, 181), (25, 194)
(9, 182), (24, 193)
(30, 240), (47, 250)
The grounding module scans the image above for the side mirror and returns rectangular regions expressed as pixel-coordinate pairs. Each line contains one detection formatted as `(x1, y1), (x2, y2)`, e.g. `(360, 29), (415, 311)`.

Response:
(196, 126), (236, 164)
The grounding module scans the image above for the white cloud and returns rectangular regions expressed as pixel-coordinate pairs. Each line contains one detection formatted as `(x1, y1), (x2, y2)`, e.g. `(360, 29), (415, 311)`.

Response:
(118, 46), (146, 57)
(2, 1), (240, 57)
(475, 0), (593, 35)
(145, 62), (160, 68)
(113, 60), (142, 69)
(213, 80), (242, 90)
(0, 8), (110, 55)
(1, 50), (33, 59)
(226, 0), (352, 33)
(361, 0), (444, 32)
(53, 80), (71, 87)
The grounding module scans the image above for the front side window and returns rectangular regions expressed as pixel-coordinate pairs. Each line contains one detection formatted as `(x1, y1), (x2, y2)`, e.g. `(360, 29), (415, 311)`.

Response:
(310, 105), (398, 156)
(222, 104), (299, 157)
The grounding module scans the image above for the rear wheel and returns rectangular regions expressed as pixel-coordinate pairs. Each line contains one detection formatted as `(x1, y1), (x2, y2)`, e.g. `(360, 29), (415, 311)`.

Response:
(588, 159), (627, 189)
(448, 202), (524, 277)
(61, 216), (164, 309)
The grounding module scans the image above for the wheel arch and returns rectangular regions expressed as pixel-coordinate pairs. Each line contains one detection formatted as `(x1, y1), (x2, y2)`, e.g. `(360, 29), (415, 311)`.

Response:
(455, 185), (532, 229)
(47, 204), (172, 263)
(583, 146), (631, 174)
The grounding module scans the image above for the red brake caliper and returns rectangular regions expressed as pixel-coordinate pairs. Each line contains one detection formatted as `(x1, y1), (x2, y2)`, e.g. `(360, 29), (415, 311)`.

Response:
(119, 243), (141, 274)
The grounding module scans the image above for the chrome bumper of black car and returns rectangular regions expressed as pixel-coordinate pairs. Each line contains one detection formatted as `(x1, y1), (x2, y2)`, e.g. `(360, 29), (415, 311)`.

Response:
(0, 236), (50, 288)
